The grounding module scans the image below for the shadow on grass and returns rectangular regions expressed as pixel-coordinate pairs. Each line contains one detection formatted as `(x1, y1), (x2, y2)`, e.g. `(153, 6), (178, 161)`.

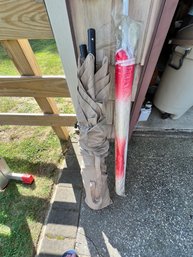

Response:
(0, 184), (50, 257)
(0, 138), (82, 257)
(29, 40), (59, 54)
(5, 157), (59, 178)
(1, 139), (116, 257)
(0, 158), (60, 257)
(0, 45), (10, 60)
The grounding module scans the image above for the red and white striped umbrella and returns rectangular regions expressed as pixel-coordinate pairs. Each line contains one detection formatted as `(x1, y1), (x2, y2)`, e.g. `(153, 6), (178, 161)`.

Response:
(115, 48), (135, 196)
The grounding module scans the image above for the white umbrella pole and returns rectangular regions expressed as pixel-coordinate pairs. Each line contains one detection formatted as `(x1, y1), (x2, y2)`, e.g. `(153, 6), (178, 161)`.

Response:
(123, 0), (129, 16)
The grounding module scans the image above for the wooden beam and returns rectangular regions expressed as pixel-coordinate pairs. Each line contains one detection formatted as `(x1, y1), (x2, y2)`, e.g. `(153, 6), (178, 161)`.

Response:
(0, 0), (53, 40)
(1, 40), (42, 76)
(0, 76), (70, 97)
(44, 0), (78, 111)
(1, 39), (70, 140)
(139, 0), (163, 65)
(0, 113), (76, 127)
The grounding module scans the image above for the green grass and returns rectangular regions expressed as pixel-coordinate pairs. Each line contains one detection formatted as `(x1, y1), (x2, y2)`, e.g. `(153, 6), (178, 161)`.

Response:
(0, 39), (64, 75)
(0, 39), (74, 257)
(0, 97), (74, 114)
(0, 46), (19, 75)
(0, 127), (65, 257)
(29, 40), (64, 75)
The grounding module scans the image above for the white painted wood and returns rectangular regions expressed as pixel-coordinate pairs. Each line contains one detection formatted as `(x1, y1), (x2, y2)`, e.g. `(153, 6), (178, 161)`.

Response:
(44, 0), (78, 110)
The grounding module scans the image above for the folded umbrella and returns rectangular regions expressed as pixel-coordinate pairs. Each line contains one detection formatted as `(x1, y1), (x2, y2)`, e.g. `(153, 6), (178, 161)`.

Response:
(114, 1), (139, 196)
(115, 48), (135, 196)
(77, 54), (112, 210)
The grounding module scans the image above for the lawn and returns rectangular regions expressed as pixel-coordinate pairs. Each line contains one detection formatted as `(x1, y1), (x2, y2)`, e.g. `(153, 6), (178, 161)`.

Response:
(0, 39), (74, 257)
(0, 39), (64, 75)
(0, 127), (64, 257)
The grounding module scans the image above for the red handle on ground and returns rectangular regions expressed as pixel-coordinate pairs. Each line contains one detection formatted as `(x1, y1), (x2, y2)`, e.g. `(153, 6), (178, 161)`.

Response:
(21, 174), (34, 184)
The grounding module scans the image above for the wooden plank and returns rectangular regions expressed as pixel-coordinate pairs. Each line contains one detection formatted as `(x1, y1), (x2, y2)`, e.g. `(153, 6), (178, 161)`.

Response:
(68, 0), (117, 64)
(0, 113), (76, 127)
(0, 76), (70, 97)
(66, 0), (162, 130)
(140, 0), (163, 65)
(68, 0), (157, 65)
(129, 0), (153, 64)
(0, 0), (53, 40)
(1, 39), (70, 140)
(44, 0), (78, 111)
(130, 0), (179, 136)
(1, 40), (42, 76)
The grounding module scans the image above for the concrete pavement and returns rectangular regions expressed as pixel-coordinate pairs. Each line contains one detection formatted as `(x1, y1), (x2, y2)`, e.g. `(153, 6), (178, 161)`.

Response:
(37, 133), (193, 257)
(76, 133), (193, 257)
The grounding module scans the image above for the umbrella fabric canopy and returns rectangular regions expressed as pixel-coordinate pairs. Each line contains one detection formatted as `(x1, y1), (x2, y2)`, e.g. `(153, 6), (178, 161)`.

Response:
(77, 54), (112, 210)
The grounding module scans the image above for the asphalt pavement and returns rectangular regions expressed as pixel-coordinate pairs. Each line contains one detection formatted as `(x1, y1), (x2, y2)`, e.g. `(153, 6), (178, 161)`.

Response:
(37, 133), (193, 257)
(75, 133), (193, 257)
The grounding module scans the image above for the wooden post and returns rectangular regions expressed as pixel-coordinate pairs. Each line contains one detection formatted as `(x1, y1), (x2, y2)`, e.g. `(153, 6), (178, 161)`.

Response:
(44, 0), (78, 111)
(1, 39), (70, 140)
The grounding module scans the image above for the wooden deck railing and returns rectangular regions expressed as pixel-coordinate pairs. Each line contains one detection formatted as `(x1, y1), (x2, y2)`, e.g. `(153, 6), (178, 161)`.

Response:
(0, 0), (76, 141)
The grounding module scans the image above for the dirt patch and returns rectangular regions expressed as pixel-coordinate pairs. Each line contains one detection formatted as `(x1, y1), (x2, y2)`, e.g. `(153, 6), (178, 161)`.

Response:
(0, 126), (51, 142)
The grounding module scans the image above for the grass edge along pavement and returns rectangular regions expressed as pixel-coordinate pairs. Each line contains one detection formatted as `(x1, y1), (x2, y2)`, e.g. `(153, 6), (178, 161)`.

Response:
(36, 136), (83, 257)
